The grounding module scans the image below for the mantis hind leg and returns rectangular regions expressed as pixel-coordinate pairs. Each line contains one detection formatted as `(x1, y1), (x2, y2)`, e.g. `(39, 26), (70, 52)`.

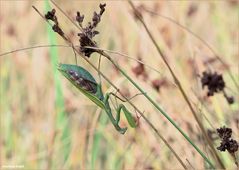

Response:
(104, 94), (130, 134)
(106, 92), (139, 131)
(106, 93), (137, 128)
(116, 104), (137, 128)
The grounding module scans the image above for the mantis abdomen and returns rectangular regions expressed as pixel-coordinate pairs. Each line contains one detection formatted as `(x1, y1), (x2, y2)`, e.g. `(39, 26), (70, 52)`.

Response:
(68, 70), (97, 93)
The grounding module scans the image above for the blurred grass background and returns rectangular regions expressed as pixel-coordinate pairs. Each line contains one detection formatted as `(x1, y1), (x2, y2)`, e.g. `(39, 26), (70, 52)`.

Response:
(0, 0), (238, 169)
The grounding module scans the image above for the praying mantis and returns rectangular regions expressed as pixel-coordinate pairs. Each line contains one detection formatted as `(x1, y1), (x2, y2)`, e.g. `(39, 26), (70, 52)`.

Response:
(57, 63), (137, 134)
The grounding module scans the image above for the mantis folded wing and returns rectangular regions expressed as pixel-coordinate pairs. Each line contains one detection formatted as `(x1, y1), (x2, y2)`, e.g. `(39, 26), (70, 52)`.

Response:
(58, 63), (137, 134)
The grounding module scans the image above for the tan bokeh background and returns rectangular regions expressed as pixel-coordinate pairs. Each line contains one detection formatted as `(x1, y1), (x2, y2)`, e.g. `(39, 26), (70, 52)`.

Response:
(0, 1), (238, 169)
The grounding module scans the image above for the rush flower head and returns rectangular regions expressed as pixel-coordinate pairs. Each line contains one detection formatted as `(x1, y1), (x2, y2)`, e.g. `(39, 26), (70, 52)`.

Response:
(201, 71), (234, 104)
(216, 126), (238, 155)
(76, 3), (106, 57)
(201, 71), (225, 96)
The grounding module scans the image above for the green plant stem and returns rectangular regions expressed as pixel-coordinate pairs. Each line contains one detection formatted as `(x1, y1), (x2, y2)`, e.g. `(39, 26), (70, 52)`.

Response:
(100, 50), (215, 169)
(128, 0), (223, 169)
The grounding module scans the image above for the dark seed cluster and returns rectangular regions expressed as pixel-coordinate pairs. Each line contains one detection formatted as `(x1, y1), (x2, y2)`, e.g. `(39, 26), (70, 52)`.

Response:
(216, 126), (238, 155)
(217, 126), (232, 139)
(201, 71), (234, 104)
(44, 4), (106, 58)
(201, 71), (225, 96)
(45, 9), (64, 37)
(76, 12), (84, 27)
(76, 3), (106, 57)
(45, 9), (57, 22)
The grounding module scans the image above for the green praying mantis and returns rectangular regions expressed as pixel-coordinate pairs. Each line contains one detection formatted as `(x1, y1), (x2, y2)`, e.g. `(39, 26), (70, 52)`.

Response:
(57, 63), (137, 134)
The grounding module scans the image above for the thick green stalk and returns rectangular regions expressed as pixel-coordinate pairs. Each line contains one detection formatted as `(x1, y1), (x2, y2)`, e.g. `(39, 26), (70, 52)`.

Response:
(100, 51), (215, 169)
